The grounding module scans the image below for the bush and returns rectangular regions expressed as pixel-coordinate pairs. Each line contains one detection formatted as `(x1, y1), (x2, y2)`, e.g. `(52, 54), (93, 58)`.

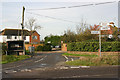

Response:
(25, 50), (30, 55)
(67, 41), (120, 52)
(35, 45), (43, 51)
(2, 43), (7, 55)
(43, 44), (52, 51)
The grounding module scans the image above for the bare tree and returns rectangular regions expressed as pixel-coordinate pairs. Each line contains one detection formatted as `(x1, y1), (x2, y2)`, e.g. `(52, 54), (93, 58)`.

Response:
(25, 18), (41, 45)
(76, 18), (88, 34)
(61, 29), (76, 43)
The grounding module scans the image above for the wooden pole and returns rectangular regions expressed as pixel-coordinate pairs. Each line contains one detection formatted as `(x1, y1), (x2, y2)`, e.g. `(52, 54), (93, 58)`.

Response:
(21, 6), (25, 55)
(21, 6), (25, 40)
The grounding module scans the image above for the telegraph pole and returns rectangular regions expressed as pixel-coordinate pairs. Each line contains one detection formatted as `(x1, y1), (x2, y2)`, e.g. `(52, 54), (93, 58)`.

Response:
(21, 6), (25, 55)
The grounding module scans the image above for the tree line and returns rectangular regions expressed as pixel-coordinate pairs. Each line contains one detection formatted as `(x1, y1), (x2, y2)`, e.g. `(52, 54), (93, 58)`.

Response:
(44, 23), (120, 47)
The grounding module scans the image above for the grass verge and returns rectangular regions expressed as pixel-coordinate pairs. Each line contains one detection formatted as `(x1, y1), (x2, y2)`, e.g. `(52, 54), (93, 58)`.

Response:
(2, 55), (31, 64)
(64, 53), (119, 66)
(62, 53), (98, 57)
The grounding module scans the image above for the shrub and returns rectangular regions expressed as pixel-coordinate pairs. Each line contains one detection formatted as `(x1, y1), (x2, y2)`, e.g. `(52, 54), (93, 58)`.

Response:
(2, 43), (7, 55)
(25, 50), (30, 55)
(35, 44), (52, 51)
(35, 45), (43, 51)
(43, 44), (52, 51)
(67, 41), (120, 52)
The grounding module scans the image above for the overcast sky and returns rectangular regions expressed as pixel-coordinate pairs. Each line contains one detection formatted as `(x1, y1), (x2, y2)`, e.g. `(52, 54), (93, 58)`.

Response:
(1, 0), (119, 40)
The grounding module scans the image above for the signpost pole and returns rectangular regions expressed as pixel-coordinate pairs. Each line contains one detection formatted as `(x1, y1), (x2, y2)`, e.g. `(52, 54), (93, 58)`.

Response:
(91, 22), (110, 57)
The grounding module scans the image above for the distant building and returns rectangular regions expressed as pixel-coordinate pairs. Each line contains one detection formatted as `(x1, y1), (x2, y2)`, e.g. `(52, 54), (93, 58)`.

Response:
(29, 31), (40, 44)
(90, 22), (120, 39)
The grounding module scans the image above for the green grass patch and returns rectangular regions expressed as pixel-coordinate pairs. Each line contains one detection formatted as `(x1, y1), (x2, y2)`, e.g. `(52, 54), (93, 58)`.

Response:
(66, 55), (119, 66)
(2, 55), (31, 64)
(62, 53), (98, 57)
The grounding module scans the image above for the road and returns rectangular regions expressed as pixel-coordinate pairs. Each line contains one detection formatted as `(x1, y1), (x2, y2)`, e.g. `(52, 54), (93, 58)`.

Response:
(2, 52), (119, 79)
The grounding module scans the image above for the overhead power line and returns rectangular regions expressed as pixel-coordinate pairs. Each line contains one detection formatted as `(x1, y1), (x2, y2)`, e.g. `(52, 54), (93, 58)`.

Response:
(26, 12), (80, 23)
(26, 12), (90, 25)
(27, 1), (116, 10)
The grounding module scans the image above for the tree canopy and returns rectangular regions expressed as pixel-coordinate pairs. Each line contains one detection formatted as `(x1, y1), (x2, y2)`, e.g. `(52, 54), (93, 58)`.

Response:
(44, 35), (61, 47)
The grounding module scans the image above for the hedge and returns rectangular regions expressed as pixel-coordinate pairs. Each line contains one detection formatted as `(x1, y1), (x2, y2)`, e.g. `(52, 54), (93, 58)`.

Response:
(35, 45), (43, 51)
(67, 42), (120, 52)
(35, 43), (52, 51)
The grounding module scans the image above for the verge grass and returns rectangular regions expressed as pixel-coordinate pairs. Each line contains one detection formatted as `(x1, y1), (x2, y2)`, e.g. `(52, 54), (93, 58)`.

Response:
(62, 53), (98, 57)
(64, 53), (119, 66)
(2, 55), (31, 64)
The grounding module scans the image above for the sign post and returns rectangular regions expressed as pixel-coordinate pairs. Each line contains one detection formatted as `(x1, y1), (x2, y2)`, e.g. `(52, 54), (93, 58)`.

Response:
(99, 22), (110, 57)
(91, 22), (110, 57)
(91, 30), (101, 57)
(99, 26), (101, 57)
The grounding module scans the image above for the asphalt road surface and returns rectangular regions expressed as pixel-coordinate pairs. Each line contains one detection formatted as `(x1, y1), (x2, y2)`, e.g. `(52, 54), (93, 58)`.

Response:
(2, 52), (120, 79)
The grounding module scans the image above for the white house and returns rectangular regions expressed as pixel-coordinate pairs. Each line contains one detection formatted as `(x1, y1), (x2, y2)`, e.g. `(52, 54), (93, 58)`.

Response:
(0, 29), (30, 43)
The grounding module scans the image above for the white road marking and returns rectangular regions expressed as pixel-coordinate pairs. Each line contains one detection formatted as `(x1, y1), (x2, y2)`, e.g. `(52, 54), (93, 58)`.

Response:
(56, 77), (71, 78)
(35, 58), (43, 63)
(20, 69), (32, 72)
(60, 66), (68, 69)
(34, 68), (45, 71)
(63, 56), (69, 62)
(16, 65), (21, 67)
(64, 56), (68, 60)
(20, 69), (25, 72)
(73, 75), (89, 78)
(59, 73), (116, 78)
(66, 59), (68, 62)
(5, 70), (15, 73)
(92, 75), (101, 76)
(25, 69), (31, 72)
(41, 63), (47, 66)
(72, 74), (116, 78)
(35, 56), (47, 63)
(70, 66), (80, 69)
(13, 71), (17, 73)
(80, 66), (90, 68)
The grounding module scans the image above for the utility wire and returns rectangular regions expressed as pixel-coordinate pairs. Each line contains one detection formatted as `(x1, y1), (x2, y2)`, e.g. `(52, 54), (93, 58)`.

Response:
(26, 12), (91, 28)
(27, 1), (116, 10)
(26, 1), (116, 26)
(26, 11), (83, 24)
